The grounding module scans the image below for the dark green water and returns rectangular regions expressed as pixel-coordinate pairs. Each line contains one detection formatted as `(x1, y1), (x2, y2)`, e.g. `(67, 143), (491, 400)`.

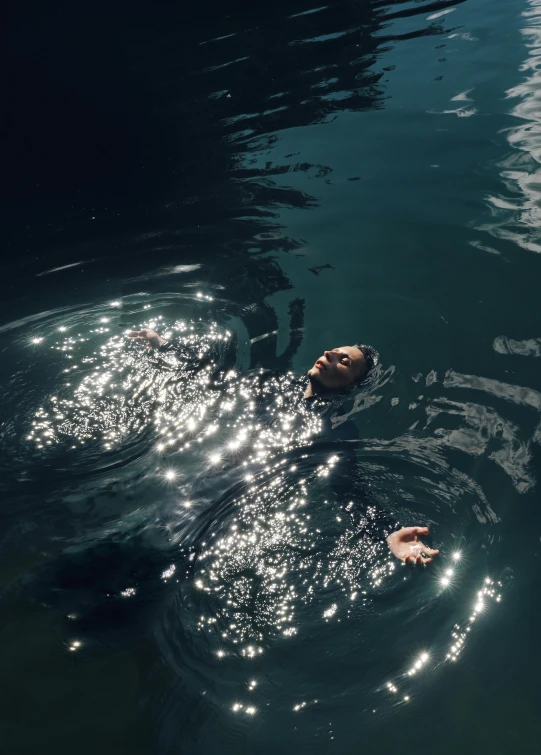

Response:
(2, 0), (541, 752)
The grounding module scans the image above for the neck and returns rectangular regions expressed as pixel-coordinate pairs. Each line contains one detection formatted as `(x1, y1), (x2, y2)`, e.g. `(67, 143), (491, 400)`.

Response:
(303, 375), (319, 399)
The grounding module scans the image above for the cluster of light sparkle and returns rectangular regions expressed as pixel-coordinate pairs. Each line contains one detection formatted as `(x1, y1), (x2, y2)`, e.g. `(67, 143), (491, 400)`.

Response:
(27, 316), (236, 451)
(27, 314), (394, 655)
(379, 562), (504, 707)
(26, 307), (504, 719)
(446, 577), (502, 662)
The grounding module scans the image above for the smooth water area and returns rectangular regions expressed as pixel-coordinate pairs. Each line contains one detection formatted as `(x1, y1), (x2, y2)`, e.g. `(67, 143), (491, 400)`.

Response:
(3, 0), (541, 752)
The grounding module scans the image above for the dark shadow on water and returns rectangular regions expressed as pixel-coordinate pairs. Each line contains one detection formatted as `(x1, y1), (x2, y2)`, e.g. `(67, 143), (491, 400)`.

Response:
(2, 0), (461, 317)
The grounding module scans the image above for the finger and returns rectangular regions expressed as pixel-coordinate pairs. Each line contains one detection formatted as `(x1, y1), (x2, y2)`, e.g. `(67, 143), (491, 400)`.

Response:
(405, 553), (433, 566)
(405, 555), (422, 566)
(419, 543), (439, 557)
(127, 330), (144, 336)
(400, 527), (418, 535)
(413, 527), (429, 536)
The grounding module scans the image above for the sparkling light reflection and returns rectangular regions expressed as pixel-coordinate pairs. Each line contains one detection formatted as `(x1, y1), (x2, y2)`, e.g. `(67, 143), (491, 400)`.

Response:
(377, 571), (504, 709)
(26, 313), (447, 685)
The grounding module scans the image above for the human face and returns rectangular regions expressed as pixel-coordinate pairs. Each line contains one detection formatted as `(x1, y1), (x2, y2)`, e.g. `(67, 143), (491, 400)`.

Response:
(307, 345), (367, 391)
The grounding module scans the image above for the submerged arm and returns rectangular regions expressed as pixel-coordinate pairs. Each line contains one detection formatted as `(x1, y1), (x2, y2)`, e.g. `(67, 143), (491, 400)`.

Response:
(330, 437), (439, 566)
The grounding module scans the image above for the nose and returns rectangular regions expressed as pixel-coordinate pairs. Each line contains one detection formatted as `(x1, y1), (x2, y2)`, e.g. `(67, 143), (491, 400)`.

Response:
(324, 350), (334, 361)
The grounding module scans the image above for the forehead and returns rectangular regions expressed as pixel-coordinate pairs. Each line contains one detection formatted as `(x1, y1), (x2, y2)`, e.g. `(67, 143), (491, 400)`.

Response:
(335, 345), (363, 361)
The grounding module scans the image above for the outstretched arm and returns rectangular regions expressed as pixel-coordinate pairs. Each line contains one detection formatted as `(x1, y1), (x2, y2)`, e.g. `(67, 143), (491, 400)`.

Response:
(330, 439), (440, 568)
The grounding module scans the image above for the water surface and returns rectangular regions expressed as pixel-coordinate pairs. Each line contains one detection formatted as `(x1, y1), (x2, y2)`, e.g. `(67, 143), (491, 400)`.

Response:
(2, 0), (541, 752)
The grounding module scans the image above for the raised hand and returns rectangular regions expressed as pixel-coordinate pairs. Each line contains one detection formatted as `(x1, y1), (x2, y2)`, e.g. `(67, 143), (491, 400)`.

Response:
(126, 329), (166, 349)
(386, 526), (439, 565)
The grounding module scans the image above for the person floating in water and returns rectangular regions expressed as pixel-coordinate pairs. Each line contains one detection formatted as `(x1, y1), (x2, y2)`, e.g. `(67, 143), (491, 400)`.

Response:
(128, 326), (440, 567)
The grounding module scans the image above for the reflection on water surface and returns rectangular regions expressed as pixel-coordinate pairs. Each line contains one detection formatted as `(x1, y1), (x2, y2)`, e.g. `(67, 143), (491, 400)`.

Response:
(3, 0), (541, 751)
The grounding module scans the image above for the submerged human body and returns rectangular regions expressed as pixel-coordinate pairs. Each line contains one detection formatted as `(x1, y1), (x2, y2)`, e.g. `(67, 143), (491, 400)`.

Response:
(128, 327), (440, 567)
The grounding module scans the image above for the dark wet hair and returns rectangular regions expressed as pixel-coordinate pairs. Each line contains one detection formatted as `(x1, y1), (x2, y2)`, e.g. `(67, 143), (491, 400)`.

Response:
(355, 343), (379, 382)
